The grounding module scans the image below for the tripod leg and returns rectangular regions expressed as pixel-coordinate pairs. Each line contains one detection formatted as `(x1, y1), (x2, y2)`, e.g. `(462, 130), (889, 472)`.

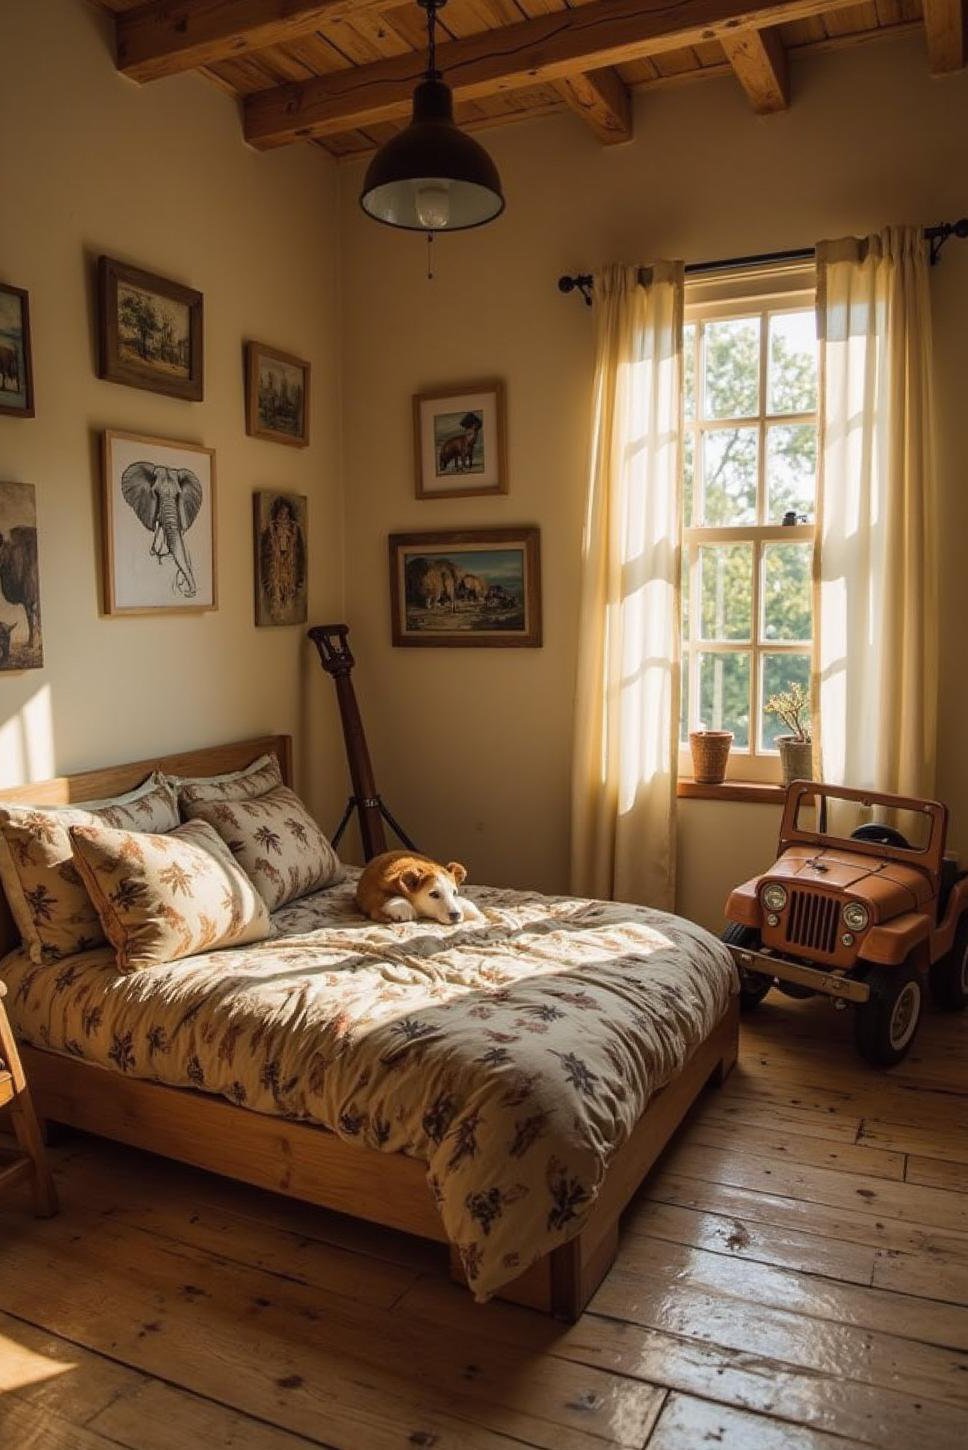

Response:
(331, 798), (356, 851)
(379, 800), (418, 852)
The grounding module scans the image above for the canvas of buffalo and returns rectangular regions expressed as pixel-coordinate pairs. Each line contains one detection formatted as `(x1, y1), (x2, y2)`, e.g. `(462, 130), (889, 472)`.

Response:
(389, 528), (541, 648)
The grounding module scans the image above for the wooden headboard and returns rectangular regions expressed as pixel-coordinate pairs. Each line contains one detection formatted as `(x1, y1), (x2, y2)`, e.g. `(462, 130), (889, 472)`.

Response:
(0, 735), (292, 962)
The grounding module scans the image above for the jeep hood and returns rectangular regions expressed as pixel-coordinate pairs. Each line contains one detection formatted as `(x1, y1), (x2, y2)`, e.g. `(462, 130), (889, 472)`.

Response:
(767, 845), (931, 919)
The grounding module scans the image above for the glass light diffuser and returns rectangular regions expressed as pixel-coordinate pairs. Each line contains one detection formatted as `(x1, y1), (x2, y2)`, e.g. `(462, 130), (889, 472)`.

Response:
(360, 79), (504, 232)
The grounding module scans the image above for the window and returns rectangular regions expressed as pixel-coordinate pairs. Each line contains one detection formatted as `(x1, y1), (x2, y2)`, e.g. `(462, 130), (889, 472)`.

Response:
(680, 282), (817, 782)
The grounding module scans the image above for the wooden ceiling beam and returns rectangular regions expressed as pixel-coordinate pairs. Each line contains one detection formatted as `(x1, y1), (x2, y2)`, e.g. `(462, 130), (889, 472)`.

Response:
(242, 0), (852, 148)
(922, 0), (967, 72)
(721, 26), (789, 111)
(116, 0), (395, 82)
(554, 67), (633, 144)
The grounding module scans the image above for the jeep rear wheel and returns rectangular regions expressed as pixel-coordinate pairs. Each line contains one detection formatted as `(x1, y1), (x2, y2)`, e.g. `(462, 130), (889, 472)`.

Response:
(722, 923), (772, 1011)
(853, 964), (923, 1068)
(930, 915), (968, 1012)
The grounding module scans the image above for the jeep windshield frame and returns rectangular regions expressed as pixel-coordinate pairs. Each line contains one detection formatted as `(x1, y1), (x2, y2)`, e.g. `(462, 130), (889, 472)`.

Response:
(779, 782), (947, 878)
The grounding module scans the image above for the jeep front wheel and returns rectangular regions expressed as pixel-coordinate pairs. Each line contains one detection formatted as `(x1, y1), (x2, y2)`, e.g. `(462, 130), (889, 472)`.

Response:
(930, 915), (968, 1012)
(722, 922), (772, 1011)
(853, 964), (923, 1068)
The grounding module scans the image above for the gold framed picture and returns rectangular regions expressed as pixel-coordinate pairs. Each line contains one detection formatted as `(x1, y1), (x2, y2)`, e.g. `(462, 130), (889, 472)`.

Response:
(413, 379), (507, 499)
(97, 257), (203, 402)
(388, 527), (541, 648)
(102, 430), (217, 616)
(245, 341), (310, 448)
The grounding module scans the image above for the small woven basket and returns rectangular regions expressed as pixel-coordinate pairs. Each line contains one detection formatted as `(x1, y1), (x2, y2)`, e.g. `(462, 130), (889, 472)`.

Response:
(689, 730), (733, 785)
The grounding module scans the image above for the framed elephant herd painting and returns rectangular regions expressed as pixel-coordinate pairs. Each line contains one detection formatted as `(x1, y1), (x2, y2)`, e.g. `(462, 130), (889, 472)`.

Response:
(388, 527), (541, 648)
(102, 431), (217, 615)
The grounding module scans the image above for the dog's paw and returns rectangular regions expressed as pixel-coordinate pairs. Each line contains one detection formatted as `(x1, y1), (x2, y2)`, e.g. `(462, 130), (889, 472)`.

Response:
(459, 899), (485, 923)
(381, 896), (417, 923)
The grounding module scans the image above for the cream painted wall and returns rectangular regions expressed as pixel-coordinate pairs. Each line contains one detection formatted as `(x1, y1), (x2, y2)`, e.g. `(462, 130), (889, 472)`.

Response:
(339, 33), (968, 928)
(0, 0), (343, 827)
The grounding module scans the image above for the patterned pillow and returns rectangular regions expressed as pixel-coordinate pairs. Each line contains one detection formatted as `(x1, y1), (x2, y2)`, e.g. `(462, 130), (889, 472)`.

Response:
(0, 773), (179, 964)
(182, 785), (343, 911)
(175, 754), (282, 811)
(69, 818), (270, 973)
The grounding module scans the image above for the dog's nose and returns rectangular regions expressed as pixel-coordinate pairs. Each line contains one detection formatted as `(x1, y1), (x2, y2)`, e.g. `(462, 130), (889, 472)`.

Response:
(449, 910), (461, 922)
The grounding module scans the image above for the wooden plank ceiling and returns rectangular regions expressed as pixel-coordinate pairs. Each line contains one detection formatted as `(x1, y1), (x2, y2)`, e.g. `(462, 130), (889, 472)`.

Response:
(96, 0), (961, 157)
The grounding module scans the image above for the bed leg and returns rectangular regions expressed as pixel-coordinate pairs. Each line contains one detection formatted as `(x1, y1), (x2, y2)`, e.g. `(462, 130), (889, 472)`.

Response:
(548, 1221), (620, 1322)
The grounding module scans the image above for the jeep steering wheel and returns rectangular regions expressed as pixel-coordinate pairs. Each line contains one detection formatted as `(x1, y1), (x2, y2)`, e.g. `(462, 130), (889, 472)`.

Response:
(851, 823), (911, 849)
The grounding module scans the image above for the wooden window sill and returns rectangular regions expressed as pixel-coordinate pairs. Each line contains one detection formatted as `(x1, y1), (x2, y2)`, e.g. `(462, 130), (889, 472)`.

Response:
(677, 779), (786, 804)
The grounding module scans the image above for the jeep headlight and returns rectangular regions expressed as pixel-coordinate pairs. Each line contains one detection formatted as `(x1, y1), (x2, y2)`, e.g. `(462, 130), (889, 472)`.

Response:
(843, 902), (869, 933)
(761, 883), (788, 913)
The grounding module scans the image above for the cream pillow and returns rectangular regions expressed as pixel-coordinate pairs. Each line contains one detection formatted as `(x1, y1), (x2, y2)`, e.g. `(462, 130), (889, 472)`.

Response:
(175, 753), (282, 811)
(183, 784), (343, 911)
(69, 818), (270, 973)
(0, 773), (179, 964)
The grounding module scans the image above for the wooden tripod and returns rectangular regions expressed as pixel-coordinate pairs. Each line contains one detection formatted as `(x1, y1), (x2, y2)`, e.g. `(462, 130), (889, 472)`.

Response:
(308, 624), (417, 861)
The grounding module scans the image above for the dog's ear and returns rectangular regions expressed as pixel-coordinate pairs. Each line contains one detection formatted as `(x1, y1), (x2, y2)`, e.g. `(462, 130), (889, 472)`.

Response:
(399, 868), (422, 894)
(447, 861), (467, 887)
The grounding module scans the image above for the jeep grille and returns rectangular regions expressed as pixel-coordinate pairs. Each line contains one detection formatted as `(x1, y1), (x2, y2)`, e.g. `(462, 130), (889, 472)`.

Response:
(786, 890), (839, 956)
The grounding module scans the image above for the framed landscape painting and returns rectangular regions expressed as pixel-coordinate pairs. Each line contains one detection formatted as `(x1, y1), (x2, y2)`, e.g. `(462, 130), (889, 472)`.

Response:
(98, 256), (203, 401)
(245, 341), (310, 447)
(102, 430), (216, 616)
(0, 482), (43, 670)
(389, 527), (541, 647)
(254, 489), (308, 626)
(0, 283), (35, 418)
(413, 380), (507, 499)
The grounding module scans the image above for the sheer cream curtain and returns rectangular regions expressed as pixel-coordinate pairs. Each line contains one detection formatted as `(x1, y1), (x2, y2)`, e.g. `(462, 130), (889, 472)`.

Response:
(571, 262), (684, 910)
(816, 228), (938, 796)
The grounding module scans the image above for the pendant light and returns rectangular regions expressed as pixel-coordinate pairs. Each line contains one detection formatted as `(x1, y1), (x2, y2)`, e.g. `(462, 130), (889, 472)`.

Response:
(359, 0), (505, 234)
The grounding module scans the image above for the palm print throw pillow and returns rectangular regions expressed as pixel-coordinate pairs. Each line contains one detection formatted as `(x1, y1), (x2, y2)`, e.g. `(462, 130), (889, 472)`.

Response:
(182, 785), (343, 912)
(69, 818), (270, 973)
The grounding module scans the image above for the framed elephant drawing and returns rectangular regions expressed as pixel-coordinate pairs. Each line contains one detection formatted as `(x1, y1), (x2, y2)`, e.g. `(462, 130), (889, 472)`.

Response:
(102, 431), (217, 615)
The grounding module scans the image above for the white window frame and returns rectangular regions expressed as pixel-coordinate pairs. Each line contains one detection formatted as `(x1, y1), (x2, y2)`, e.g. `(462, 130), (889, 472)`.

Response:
(680, 271), (817, 784)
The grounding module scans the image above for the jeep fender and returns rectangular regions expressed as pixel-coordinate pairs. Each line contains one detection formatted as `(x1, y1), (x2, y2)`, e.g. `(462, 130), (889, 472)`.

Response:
(859, 912), (931, 968)
(724, 882), (762, 930)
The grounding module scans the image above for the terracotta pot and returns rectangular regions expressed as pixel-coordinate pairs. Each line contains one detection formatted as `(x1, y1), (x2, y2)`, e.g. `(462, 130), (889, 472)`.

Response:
(689, 730), (733, 785)
(776, 735), (814, 785)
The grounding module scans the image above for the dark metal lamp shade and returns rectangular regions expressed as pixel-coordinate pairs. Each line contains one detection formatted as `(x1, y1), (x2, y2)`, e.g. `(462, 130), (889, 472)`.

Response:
(359, 80), (504, 232)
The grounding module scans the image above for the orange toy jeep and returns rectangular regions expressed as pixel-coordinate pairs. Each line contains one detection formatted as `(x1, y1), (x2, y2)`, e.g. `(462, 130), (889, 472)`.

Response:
(723, 781), (968, 1066)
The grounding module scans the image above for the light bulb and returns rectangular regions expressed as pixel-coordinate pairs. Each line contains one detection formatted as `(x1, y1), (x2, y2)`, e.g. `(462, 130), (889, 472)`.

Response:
(414, 182), (450, 231)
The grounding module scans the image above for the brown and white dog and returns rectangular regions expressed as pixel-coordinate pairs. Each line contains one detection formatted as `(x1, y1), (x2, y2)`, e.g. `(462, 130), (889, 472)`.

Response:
(355, 850), (485, 926)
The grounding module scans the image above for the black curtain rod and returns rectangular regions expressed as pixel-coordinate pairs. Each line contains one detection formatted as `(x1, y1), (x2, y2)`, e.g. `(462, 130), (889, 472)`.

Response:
(558, 219), (968, 306)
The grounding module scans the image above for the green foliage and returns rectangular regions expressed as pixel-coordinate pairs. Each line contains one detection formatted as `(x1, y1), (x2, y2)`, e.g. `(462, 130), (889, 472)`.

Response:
(681, 310), (816, 749)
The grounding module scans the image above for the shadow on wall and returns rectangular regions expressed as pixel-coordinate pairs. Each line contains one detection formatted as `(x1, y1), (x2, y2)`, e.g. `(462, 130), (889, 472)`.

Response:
(0, 682), (55, 787)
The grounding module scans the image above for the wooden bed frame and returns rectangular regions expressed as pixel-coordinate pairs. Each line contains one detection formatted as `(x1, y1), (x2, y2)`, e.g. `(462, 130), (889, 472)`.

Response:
(0, 735), (739, 1321)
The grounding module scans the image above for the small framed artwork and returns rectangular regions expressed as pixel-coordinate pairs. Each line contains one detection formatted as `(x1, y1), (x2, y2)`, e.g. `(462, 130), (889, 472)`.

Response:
(102, 430), (216, 616)
(388, 527), (541, 648)
(413, 380), (507, 499)
(254, 489), (308, 626)
(0, 482), (43, 670)
(245, 341), (310, 448)
(98, 256), (203, 401)
(0, 283), (35, 418)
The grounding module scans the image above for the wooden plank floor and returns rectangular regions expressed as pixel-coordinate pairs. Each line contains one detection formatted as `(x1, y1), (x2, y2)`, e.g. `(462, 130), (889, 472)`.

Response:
(1, 992), (965, 1449)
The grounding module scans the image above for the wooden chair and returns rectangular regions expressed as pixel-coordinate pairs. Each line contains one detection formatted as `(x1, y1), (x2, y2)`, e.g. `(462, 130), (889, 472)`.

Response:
(0, 982), (57, 1217)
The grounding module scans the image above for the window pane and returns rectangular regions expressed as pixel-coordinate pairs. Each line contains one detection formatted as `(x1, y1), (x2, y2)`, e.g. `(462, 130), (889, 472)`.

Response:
(762, 542), (812, 643)
(760, 653), (812, 750)
(682, 430), (695, 527)
(699, 651), (750, 748)
(703, 317), (759, 419)
(767, 423), (816, 522)
(768, 311), (817, 414)
(684, 323), (696, 421)
(700, 543), (752, 641)
(702, 426), (758, 525)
